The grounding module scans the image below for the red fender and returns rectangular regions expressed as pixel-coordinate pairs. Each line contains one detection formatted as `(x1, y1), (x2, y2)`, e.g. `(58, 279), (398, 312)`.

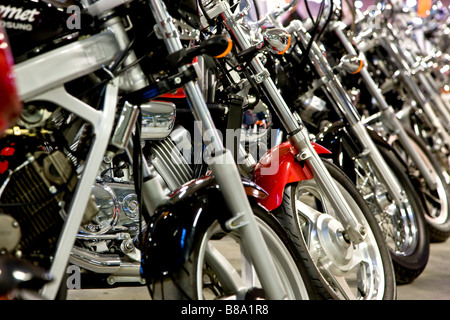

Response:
(0, 25), (22, 135)
(251, 141), (331, 211)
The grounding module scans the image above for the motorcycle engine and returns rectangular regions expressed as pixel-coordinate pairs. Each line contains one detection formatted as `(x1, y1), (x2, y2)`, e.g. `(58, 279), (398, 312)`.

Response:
(76, 125), (193, 255)
(0, 104), (78, 266)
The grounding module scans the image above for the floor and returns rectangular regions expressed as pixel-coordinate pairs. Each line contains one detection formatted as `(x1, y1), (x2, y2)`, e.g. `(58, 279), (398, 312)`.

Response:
(66, 237), (450, 300)
(396, 239), (450, 300)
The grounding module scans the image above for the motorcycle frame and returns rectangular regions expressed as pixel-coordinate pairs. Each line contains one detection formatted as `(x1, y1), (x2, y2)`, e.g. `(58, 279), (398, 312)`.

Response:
(14, 30), (122, 299)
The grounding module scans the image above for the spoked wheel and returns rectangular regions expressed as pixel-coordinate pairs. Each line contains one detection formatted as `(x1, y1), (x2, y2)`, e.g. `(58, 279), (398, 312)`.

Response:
(276, 160), (396, 300)
(149, 204), (317, 300)
(409, 112), (450, 176)
(351, 144), (430, 284)
(392, 127), (450, 242)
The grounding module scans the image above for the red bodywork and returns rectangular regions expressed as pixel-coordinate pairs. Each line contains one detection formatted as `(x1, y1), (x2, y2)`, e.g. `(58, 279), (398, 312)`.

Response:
(251, 141), (331, 211)
(0, 25), (21, 135)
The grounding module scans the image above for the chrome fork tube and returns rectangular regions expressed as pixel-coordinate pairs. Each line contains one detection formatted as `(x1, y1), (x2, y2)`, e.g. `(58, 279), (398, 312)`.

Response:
(148, 0), (288, 299)
(417, 71), (450, 128)
(220, 8), (365, 243)
(385, 24), (450, 129)
(378, 34), (450, 147)
(292, 23), (407, 206)
(385, 24), (450, 114)
(333, 25), (437, 190)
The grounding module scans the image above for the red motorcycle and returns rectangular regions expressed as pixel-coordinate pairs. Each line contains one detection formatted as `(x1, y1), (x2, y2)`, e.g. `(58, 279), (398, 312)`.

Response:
(0, 24), (21, 134)
(0, 23), (36, 300)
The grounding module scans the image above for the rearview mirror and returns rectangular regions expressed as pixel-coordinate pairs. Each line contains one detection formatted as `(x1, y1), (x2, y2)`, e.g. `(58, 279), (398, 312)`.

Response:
(338, 54), (364, 74)
(263, 28), (291, 55)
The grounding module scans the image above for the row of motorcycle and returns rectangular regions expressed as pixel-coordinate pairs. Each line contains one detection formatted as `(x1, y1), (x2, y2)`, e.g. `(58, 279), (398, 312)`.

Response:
(0, 0), (448, 300)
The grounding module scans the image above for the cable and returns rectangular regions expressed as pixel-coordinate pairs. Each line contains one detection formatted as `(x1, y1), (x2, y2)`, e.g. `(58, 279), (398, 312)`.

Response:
(297, 0), (326, 70)
(315, 0), (334, 44)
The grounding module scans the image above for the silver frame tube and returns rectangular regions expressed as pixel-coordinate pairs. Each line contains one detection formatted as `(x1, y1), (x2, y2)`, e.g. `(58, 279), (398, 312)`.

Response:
(13, 32), (123, 299)
(39, 80), (119, 299)
(149, 0), (289, 299)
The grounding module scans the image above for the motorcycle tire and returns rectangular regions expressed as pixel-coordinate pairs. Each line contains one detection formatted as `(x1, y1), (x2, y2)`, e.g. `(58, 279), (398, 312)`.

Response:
(408, 106), (450, 176)
(148, 202), (319, 300)
(276, 160), (396, 300)
(393, 127), (450, 242)
(356, 143), (430, 284)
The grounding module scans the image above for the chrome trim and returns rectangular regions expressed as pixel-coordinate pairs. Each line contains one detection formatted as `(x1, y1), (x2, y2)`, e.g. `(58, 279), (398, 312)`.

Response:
(141, 101), (176, 140)
(69, 246), (141, 277)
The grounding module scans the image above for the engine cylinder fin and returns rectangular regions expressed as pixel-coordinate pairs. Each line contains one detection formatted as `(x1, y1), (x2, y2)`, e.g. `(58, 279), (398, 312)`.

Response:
(149, 136), (193, 191)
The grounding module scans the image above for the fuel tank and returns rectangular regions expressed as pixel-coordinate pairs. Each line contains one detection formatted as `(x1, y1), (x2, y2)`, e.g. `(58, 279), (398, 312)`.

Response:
(0, 0), (83, 62)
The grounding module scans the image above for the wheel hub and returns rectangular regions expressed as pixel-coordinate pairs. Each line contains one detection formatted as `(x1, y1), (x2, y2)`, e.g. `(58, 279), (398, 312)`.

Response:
(315, 214), (354, 276)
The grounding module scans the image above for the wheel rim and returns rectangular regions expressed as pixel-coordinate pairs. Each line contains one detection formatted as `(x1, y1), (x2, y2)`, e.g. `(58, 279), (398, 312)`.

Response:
(412, 118), (450, 182)
(293, 179), (386, 300)
(353, 157), (419, 256)
(195, 218), (310, 300)
(402, 138), (449, 226)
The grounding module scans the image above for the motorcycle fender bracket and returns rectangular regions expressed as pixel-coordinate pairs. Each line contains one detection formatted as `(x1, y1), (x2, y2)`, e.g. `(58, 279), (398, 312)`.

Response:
(251, 69), (270, 84)
(154, 18), (200, 41)
(225, 212), (249, 231)
(295, 148), (313, 161)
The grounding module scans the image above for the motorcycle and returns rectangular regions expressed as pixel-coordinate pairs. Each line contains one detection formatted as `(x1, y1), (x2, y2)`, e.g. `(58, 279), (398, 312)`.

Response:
(196, 0), (396, 299)
(352, 4), (450, 180)
(0, 0), (317, 300)
(341, 4), (450, 242)
(232, 0), (428, 285)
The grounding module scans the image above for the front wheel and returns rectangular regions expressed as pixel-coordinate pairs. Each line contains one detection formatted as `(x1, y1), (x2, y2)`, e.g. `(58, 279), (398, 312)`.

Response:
(393, 127), (450, 242)
(148, 203), (318, 300)
(276, 160), (396, 300)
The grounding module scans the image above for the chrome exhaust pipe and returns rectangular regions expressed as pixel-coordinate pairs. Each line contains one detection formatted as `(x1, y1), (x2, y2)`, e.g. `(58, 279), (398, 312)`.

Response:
(69, 246), (141, 277)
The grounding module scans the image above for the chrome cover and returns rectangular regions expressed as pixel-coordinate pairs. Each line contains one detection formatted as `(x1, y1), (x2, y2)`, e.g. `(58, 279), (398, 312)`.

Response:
(141, 101), (176, 139)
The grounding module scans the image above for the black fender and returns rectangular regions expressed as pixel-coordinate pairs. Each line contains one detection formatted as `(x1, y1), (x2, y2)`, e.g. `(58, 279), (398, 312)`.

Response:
(315, 120), (348, 161)
(140, 175), (269, 280)
(316, 120), (395, 155)
(315, 120), (409, 179)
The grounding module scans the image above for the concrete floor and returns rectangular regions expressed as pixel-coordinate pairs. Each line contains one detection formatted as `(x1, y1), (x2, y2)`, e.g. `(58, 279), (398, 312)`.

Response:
(66, 238), (450, 300)
(396, 239), (450, 300)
